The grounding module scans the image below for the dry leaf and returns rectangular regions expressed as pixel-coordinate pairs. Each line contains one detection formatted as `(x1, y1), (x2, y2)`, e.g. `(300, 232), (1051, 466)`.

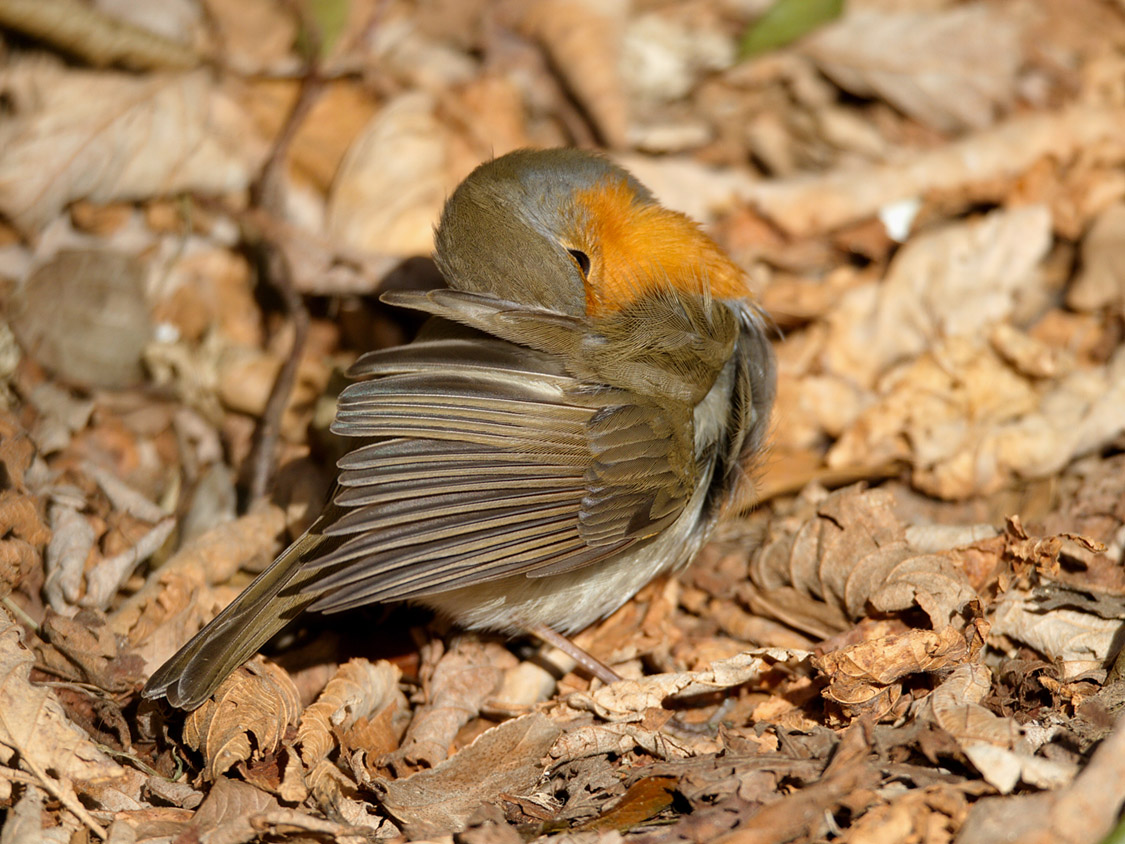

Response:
(805, 4), (1023, 132)
(815, 624), (983, 717)
(829, 339), (1125, 499)
(391, 639), (515, 769)
(743, 106), (1125, 237)
(297, 658), (402, 764)
(326, 91), (451, 257)
(185, 776), (282, 843)
(921, 664), (1077, 793)
(110, 504), (286, 669)
(957, 713), (1125, 844)
(1068, 200), (1125, 314)
(567, 648), (808, 722)
(0, 59), (265, 231)
(183, 658), (301, 781)
(523, 0), (630, 148)
(823, 205), (1052, 389)
(12, 250), (153, 390)
(375, 713), (562, 837)
(0, 611), (129, 788)
(748, 486), (979, 636)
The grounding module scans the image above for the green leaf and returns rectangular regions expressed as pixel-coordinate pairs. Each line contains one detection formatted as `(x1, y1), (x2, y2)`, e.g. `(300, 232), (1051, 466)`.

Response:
(297, 0), (350, 60)
(740, 0), (845, 58)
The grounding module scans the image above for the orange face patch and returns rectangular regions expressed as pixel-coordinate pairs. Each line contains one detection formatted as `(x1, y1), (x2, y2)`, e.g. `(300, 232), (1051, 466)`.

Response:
(568, 177), (752, 317)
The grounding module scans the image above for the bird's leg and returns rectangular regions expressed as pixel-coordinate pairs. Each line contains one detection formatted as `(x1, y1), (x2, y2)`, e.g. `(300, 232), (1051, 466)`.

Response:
(527, 623), (622, 685)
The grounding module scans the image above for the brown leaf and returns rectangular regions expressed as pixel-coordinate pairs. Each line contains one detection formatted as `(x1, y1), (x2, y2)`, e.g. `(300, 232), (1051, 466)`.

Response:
(1069, 201), (1125, 314)
(375, 713), (563, 837)
(522, 0), (630, 148)
(110, 504), (286, 670)
(296, 658), (404, 772)
(391, 638), (515, 771)
(922, 664), (1077, 793)
(0, 611), (129, 788)
(815, 624), (984, 717)
(183, 658), (300, 781)
(579, 775), (678, 831)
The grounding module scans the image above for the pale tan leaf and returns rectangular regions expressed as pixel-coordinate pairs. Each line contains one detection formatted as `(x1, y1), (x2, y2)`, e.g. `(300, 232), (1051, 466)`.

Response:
(523, 0), (630, 148)
(743, 106), (1125, 237)
(748, 486), (979, 634)
(110, 504), (286, 669)
(567, 648), (808, 722)
(823, 205), (1052, 389)
(830, 339), (1125, 499)
(0, 59), (265, 231)
(815, 624), (984, 718)
(1068, 201), (1125, 313)
(188, 777), (281, 844)
(391, 639), (515, 769)
(922, 664), (1077, 793)
(805, 4), (1023, 132)
(326, 92), (451, 257)
(991, 593), (1122, 678)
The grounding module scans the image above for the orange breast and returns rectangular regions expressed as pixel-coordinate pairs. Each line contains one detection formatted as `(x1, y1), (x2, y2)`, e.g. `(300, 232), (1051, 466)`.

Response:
(569, 177), (752, 317)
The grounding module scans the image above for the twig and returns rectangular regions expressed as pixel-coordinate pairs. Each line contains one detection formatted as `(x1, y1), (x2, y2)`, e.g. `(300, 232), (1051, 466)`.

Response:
(244, 25), (324, 504)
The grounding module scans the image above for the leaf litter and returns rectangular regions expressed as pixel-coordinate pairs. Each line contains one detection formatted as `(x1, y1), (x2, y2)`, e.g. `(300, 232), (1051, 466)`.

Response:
(2, 0), (1125, 842)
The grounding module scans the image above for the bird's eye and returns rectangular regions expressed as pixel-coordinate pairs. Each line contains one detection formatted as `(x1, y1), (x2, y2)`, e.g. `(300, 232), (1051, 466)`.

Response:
(567, 248), (591, 276)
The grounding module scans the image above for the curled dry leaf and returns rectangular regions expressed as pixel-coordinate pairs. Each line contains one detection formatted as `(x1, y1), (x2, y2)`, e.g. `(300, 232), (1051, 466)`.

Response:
(815, 623), (985, 718)
(391, 639), (515, 770)
(920, 664), (1077, 793)
(40, 611), (145, 693)
(0, 59), (265, 232)
(0, 492), (50, 600)
(549, 721), (694, 765)
(297, 658), (404, 767)
(823, 205), (1052, 390)
(374, 713), (562, 838)
(183, 657), (301, 781)
(567, 648), (808, 722)
(829, 338), (1125, 499)
(44, 498), (96, 614)
(747, 486), (979, 637)
(522, 0), (631, 148)
(956, 711), (1125, 844)
(80, 516), (175, 610)
(990, 593), (1122, 679)
(804, 4), (1023, 133)
(1068, 200), (1125, 314)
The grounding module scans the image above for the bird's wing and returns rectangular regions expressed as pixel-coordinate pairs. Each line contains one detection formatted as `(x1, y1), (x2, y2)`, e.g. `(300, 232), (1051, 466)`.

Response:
(301, 308), (702, 613)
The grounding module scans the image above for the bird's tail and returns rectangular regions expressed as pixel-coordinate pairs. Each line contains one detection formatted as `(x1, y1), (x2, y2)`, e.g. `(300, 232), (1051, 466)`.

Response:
(141, 527), (325, 710)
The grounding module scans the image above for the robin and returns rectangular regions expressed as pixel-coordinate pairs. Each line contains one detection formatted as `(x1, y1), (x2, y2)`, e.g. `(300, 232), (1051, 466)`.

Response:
(144, 148), (776, 709)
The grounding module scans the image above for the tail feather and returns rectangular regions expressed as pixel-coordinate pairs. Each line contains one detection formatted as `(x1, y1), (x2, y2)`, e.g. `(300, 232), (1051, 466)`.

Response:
(142, 529), (324, 710)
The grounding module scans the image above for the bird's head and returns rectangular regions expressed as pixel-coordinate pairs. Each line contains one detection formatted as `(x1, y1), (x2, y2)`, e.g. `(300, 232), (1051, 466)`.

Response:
(434, 149), (752, 318)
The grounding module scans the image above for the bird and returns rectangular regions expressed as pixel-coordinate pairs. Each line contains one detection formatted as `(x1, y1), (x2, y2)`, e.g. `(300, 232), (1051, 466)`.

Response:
(143, 148), (777, 710)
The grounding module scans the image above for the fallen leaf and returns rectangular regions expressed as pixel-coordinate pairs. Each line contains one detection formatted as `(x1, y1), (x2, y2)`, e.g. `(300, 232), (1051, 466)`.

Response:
(375, 713), (563, 837)
(183, 658), (301, 780)
(805, 4), (1023, 132)
(0, 59), (265, 231)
